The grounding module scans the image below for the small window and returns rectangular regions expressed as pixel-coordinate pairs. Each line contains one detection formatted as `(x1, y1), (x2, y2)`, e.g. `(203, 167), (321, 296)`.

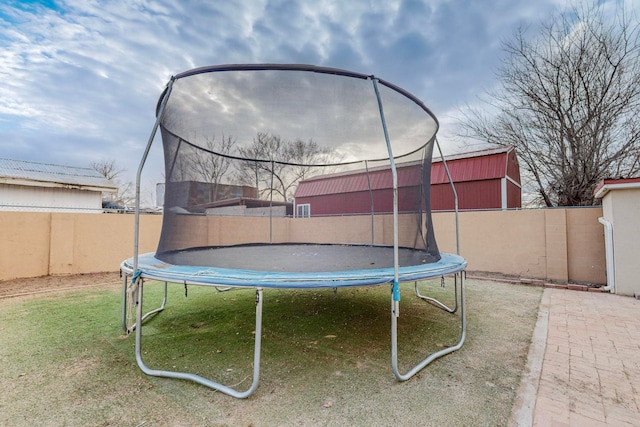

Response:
(296, 203), (310, 218)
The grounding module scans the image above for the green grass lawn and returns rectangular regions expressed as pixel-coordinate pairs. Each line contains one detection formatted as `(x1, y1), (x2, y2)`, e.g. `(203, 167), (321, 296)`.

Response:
(0, 277), (542, 426)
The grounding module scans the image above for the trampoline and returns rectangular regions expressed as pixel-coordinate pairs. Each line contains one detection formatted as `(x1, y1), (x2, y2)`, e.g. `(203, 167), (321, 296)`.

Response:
(121, 64), (467, 398)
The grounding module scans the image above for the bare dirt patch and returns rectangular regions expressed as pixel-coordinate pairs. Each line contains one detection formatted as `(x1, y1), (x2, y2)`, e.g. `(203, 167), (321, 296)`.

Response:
(0, 272), (121, 299)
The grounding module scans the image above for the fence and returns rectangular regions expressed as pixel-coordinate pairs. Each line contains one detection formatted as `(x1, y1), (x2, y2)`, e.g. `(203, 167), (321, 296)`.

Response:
(0, 207), (605, 284)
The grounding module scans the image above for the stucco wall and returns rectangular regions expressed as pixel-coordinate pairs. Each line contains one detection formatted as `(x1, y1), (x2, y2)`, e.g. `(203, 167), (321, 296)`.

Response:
(0, 208), (605, 284)
(0, 213), (162, 281)
(601, 187), (640, 296)
(566, 208), (607, 284)
(0, 212), (51, 279)
(432, 208), (605, 284)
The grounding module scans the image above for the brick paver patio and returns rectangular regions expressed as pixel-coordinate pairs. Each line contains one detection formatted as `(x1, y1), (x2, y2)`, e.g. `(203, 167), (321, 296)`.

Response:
(532, 288), (640, 426)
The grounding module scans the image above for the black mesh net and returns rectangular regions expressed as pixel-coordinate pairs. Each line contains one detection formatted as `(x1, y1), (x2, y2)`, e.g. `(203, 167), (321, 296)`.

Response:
(155, 65), (441, 267)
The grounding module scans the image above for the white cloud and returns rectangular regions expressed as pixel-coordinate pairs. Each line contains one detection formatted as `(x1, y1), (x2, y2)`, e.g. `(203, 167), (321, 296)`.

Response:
(0, 0), (621, 193)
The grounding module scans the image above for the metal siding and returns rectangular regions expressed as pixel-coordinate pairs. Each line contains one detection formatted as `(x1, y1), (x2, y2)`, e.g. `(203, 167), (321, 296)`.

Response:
(459, 180), (502, 210)
(430, 184), (455, 211)
(371, 187), (420, 213)
(0, 183), (103, 212)
(305, 192), (374, 215)
(367, 172), (389, 191)
(294, 164), (422, 198)
(432, 180), (502, 211)
(506, 149), (521, 185)
(301, 176), (511, 213)
(431, 153), (507, 184)
(297, 185), (422, 216)
(294, 148), (522, 213)
(398, 165), (423, 187)
(430, 162), (449, 185)
(507, 180), (522, 208)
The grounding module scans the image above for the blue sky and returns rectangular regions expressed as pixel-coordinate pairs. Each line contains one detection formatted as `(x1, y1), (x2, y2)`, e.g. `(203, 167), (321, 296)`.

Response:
(0, 0), (631, 200)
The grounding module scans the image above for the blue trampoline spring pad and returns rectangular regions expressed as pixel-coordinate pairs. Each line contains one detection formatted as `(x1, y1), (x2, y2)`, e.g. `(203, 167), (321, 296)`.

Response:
(121, 244), (467, 288)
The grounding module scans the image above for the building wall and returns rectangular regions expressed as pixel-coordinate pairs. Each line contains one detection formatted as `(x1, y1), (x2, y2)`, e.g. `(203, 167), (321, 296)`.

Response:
(297, 178), (522, 214)
(0, 183), (104, 212)
(432, 179), (504, 210)
(601, 187), (640, 296)
(295, 187), (423, 216)
(507, 180), (522, 209)
(0, 208), (605, 285)
(205, 205), (288, 217)
(506, 149), (521, 184)
(295, 150), (522, 214)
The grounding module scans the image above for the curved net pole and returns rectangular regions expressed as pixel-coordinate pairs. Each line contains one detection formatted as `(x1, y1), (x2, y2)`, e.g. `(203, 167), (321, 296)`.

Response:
(364, 160), (375, 245)
(414, 138), (463, 313)
(133, 77), (175, 273)
(371, 78), (400, 313)
(435, 137), (460, 255)
(269, 160), (274, 244)
(372, 78), (413, 379)
(122, 77), (175, 333)
(371, 89), (466, 381)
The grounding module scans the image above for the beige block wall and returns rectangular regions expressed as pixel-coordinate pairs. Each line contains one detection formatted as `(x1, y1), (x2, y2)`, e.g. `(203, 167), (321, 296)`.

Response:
(544, 209), (569, 281)
(566, 208), (607, 284)
(432, 207), (605, 284)
(66, 214), (162, 274)
(286, 214), (423, 248)
(288, 215), (383, 245)
(0, 212), (51, 279)
(0, 213), (162, 281)
(434, 210), (550, 279)
(0, 208), (606, 284)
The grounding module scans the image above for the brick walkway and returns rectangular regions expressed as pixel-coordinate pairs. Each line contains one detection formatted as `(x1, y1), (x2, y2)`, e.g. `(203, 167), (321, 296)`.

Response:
(525, 289), (640, 426)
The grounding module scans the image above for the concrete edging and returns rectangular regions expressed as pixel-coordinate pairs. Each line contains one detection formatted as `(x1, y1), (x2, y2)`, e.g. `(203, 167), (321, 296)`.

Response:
(509, 288), (551, 426)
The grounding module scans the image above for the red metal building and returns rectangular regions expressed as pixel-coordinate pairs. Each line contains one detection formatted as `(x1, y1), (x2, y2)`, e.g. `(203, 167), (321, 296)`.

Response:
(431, 146), (521, 211)
(293, 146), (521, 217)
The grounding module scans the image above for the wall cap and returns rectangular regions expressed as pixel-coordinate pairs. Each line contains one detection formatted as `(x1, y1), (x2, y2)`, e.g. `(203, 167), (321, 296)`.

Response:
(594, 177), (640, 199)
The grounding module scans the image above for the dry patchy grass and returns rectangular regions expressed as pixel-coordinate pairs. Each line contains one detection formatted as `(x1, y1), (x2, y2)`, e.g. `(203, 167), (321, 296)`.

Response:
(0, 275), (542, 426)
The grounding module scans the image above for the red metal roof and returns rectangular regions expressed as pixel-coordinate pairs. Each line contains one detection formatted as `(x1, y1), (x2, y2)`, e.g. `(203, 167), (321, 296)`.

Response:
(594, 177), (640, 198)
(431, 146), (519, 184)
(294, 166), (423, 197)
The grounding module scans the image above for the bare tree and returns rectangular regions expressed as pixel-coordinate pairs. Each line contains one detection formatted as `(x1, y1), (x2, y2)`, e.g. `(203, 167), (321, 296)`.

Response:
(236, 132), (336, 201)
(460, 3), (640, 206)
(162, 134), (235, 204)
(91, 159), (134, 206)
(185, 135), (234, 184)
(91, 159), (122, 181)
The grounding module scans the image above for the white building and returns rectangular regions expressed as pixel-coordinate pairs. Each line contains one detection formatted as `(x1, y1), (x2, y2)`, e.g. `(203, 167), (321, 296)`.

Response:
(0, 158), (117, 213)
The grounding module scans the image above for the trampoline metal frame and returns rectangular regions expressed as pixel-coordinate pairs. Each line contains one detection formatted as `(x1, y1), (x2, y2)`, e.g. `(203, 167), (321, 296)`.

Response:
(135, 280), (264, 398)
(124, 65), (467, 398)
(121, 265), (465, 399)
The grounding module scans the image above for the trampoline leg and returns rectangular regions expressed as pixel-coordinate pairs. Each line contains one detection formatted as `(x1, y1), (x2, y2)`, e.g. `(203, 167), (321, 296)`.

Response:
(135, 283), (263, 398)
(125, 280), (168, 333)
(391, 272), (466, 381)
(121, 272), (129, 332)
(414, 275), (459, 313)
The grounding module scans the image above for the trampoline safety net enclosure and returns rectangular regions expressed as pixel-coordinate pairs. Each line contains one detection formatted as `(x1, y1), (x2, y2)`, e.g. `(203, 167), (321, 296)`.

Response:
(121, 64), (467, 398)
(158, 64), (440, 263)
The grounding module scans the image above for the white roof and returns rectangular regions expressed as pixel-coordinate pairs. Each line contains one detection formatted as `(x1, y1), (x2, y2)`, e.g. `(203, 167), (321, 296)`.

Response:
(0, 158), (117, 192)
